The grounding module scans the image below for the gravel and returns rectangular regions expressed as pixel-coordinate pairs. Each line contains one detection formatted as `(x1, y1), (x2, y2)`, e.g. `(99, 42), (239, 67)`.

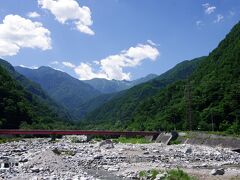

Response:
(0, 136), (239, 180)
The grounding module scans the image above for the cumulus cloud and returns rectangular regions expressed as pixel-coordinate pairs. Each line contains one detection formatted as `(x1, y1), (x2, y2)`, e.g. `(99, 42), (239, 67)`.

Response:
(74, 63), (107, 80)
(38, 0), (94, 35)
(202, 3), (216, 15)
(62, 61), (76, 68)
(0, 14), (51, 57)
(27, 12), (41, 18)
(214, 14), (224, 23)
(63, 42), (160, 80)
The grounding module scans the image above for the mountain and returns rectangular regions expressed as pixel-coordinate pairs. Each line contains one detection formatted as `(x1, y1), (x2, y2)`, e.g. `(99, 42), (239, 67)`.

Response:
(131, 74), (158, 86)
(15, 66), (102, 119)
(76, 93), (117, 118)
(83, 22), (240, 134)
(0, 59), (72, 129)
(81, 56), (203, 129)
(83, 74), (158, 94)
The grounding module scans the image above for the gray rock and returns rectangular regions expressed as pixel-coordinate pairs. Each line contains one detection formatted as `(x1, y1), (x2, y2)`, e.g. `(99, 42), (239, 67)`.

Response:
(93, 155), (103, 160)
(99, 140), (114, 149)
(19, 158), (28, 163)
(210, 168), (225, 175)
(185, 148), (192, 154)
(31, 167), (40, 173)
(108, 167), (119, 172)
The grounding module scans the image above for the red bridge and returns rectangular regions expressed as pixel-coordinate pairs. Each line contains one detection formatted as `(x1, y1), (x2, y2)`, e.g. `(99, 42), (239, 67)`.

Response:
(0, 129), (160, 136)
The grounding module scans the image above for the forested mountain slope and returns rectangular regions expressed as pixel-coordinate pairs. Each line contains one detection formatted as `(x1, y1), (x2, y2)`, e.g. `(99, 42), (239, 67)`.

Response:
(81, 57), (203, 129)
(0, 61), (72, 129)
(15, 66), (101, 119)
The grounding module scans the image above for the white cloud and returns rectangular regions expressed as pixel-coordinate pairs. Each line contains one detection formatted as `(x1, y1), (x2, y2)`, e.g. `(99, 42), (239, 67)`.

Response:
(62, 61), (76, 68)
(196, 20), (204, 26)
(50, 61), (59, 65)
(0, 14), (51, 57)
(214, 14), (224, 23)
(93, 60), (100, 65)
(38, 0), (94, 35)
(74, 63), (107, 80)
(0, 40), (20, 56)
(147, 40), (160, 46)
(19, 64), (38, 69)
(27, 12), (41, 18)
(53, 67), (64, 72)
(65, 42), (160, 80)
(229, 11), (235, 17)
(202, 3), (216, 15)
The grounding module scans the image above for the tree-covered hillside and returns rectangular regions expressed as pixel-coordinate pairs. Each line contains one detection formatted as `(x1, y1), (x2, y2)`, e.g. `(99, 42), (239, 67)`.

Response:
(15, 66), (101, 119)
(82, 22), (240, 134)
(0, 64), (72, 129)
(81, 57), (203, 129)
(0, 59), (71, 122)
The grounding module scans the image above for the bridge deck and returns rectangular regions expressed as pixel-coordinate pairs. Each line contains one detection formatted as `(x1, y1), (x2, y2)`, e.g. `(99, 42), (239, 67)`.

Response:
(0, 129), (160, 136)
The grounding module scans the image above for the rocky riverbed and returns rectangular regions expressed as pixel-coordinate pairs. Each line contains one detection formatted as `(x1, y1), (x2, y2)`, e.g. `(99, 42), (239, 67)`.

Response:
(0, 136), (240, 180)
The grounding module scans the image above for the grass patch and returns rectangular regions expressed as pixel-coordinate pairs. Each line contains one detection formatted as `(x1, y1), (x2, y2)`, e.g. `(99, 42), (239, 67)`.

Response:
(139, 169), (161, 179)
(151, 169), (159, 179)
(139, 170), (147, 177)
(169, 139), (181, 145)
(138, 168), (196, 180)
(167, 168), (196, 180)
(113, 137), (151, 144)
(0, 137), (22, 144)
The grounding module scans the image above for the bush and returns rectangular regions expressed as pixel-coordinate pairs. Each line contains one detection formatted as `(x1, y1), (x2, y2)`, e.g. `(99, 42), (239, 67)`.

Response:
(167, 168), (195, 180)
(138, 168), (195, 180)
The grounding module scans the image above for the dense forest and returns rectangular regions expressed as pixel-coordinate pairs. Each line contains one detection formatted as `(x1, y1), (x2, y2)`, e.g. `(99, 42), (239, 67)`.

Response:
(0, 60), (73, 129)
(81, 22), (240, 134)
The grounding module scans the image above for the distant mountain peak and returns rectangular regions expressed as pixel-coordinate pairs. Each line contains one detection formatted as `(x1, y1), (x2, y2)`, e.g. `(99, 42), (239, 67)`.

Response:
(83, 73), (158, 94)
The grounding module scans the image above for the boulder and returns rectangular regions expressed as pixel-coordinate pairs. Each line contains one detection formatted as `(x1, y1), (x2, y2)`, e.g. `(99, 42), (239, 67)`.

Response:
(185, 148), (192, 154)
(31, 167), (40, 173)
(210, 168), (225, 175)
(99, 140), (114, 149)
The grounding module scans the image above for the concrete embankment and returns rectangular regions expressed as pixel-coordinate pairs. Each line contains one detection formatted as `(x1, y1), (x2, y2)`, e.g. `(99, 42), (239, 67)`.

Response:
(155, 131), (240, 150)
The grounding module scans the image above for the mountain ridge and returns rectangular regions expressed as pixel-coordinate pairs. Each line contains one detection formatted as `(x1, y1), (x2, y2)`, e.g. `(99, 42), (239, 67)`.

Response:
(15, 65), (102, 119)
(83, 74), (158, 94)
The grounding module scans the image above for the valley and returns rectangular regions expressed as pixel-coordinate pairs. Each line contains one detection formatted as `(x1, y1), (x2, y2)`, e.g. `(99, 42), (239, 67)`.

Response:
(0, 1), (239, 179)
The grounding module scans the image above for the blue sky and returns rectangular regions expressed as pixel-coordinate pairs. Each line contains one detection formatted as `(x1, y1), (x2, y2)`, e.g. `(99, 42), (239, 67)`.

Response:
(0, 0), (239, 80)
